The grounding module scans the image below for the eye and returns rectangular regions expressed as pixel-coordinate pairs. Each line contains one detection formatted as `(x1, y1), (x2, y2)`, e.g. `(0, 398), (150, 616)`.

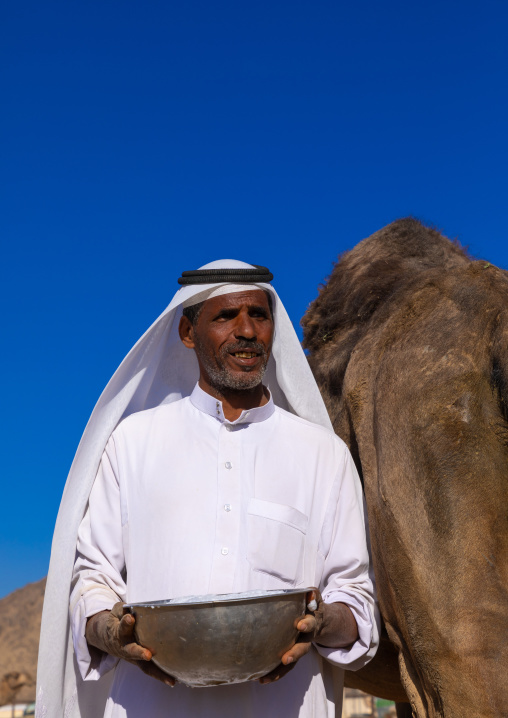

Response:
(250, 309), (269, 319)
(214, 310), (238, 321)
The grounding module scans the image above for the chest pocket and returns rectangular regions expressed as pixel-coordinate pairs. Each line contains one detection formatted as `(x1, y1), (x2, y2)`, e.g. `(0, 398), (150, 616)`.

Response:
(246, 498), (308, 586)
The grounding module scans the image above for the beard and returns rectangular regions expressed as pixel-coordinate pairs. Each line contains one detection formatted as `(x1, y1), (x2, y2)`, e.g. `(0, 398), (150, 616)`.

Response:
(195, 338), (269, 393)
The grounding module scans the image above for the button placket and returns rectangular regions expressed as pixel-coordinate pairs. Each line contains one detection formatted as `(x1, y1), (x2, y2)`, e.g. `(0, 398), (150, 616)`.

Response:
(208, 422), (242, 593)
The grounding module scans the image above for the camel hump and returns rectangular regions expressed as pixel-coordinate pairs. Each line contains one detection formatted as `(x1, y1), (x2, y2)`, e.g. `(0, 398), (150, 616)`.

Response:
(343, 217), (469, 274)
(302, 218), (470, 353)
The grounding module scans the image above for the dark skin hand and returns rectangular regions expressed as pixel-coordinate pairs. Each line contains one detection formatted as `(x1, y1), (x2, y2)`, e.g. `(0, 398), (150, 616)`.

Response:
(86, 593), (357, 688)
(85, 602), (176, 687)
(259, 590), (359, 684)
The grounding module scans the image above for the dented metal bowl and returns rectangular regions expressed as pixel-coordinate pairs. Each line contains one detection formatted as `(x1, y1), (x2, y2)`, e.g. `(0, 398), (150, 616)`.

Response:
(125, 588), (311, 687)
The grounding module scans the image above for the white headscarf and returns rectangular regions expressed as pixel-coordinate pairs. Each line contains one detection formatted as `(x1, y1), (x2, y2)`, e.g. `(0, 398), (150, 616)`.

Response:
(36, 259), (332, 718)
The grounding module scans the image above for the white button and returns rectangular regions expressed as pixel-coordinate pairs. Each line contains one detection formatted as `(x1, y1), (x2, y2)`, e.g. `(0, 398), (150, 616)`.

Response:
(226, 424), (233, 431)
(225, 461), (232, 469)
(221, 547), (229, 555)
(224, 504), (231, 512)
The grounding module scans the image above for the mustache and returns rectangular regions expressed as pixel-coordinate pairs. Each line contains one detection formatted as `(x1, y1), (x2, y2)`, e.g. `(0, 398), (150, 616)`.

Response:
(221, 341), (267, 357)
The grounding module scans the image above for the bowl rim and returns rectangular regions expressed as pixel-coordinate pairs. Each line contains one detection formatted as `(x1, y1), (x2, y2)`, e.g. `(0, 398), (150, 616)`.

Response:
(125, 587), (314, 610)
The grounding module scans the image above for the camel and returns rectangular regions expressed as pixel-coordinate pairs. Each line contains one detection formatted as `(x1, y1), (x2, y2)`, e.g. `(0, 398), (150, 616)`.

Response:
(0, 672), (34, 707)
(302, 218), (508, 717)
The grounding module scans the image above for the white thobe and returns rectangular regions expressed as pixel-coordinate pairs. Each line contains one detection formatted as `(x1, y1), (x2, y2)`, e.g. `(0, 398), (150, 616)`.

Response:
(70, 384), (377, 718)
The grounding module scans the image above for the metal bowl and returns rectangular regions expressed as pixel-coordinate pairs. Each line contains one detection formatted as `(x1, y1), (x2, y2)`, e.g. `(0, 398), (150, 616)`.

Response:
(125, 588), (312, 687)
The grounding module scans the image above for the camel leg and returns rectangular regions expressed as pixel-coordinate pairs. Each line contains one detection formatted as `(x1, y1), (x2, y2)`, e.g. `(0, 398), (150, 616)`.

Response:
(395, 703), (413, 718)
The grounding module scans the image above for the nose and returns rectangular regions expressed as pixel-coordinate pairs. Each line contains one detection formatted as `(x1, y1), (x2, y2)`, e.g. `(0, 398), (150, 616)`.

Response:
(234, 310), (256, 340)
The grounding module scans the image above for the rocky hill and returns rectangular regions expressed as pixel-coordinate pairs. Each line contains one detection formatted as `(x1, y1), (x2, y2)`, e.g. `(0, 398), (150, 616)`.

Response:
(0, 578), (46, 704)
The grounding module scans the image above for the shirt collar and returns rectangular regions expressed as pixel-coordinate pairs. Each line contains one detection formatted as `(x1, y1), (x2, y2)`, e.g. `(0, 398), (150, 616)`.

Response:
(190, 383), (275, 425)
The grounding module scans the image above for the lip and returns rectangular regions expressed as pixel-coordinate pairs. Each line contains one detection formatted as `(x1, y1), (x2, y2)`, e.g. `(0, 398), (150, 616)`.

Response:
(228, 352), (262, 368)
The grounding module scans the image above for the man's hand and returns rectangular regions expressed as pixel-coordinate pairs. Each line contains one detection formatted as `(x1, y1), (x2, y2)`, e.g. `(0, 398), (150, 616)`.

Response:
(259, 590), (359, 684)
(85, 602), (177, 687)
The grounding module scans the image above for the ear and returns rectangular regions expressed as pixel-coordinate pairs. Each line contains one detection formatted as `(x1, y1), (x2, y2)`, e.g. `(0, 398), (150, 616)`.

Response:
(178, 315), (196, 349)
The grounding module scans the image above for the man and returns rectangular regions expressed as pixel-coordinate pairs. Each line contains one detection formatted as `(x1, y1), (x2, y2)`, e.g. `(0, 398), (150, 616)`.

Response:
(37, 261), (378, 718)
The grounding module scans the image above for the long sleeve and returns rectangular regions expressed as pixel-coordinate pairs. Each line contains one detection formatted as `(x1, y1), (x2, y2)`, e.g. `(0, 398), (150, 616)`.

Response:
(315, 448), (379, 670)
(69, 436), (127, 680)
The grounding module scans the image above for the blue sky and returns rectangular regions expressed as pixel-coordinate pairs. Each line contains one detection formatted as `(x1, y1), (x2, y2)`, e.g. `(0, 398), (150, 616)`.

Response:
(1, 0), (507, 597)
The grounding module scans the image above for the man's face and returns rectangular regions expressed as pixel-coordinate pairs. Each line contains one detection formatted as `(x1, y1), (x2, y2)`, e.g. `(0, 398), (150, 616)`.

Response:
(181, 290), (274, 393)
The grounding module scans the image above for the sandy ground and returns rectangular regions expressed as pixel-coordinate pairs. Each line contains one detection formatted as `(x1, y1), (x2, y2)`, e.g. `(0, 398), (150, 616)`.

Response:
(0, 578), (45, 704)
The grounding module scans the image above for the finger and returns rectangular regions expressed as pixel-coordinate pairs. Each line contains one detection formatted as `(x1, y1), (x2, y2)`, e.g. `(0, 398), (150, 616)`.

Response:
(118, 613), (136, 641)
(111, 602), (126, 621)
(259, 660), (297, 684)
(296, 615), (316, 633)
(306, 588), (322, 603)
(121, 641), (152, 662)
(306, 589), (318, 611)
(280, 641), (311, 665)
(135, 660), (177, 687)
(306, 588), (323, 612)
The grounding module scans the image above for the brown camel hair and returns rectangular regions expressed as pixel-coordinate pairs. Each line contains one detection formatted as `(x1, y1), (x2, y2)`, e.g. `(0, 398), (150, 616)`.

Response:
(302, 218), (508, 718)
